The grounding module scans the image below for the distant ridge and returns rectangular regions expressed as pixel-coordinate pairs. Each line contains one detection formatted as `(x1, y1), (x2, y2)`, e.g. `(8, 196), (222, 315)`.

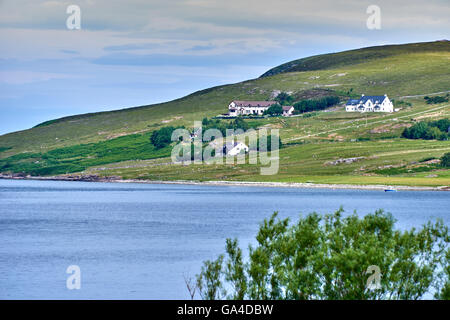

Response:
(260, 40), (450, 78)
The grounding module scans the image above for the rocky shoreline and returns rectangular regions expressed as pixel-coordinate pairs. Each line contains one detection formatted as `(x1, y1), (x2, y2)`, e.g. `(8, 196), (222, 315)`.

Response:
(0, 173), (448, 191)
(0, 173), (120, 183)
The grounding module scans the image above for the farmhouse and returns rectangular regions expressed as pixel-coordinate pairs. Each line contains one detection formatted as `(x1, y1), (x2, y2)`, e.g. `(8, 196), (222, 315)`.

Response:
(228, 100), (277, 116)
(345, 94), (393, 113)
(223, 142), (249, 156)
(282, 105), (295, 117)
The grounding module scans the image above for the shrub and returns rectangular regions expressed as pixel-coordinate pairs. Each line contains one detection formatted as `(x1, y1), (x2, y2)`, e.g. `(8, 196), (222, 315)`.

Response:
(230, 117), (250, 131)
(429, 119), (450, 133)
(441, 152), (450, 167)
(294, 96), (340, 114)
(275, 92), (295, 106)
(424, 95), (449, 104)
(419, 157), (437, 163)
(263, 104), (283, 116)
(150, 126), (177, 149)
(193, 209), (449, 300)
(402, 119), (449, 140)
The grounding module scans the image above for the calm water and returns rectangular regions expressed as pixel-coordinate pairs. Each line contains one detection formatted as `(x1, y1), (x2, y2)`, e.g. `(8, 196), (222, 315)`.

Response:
(0, 179), (448, 299)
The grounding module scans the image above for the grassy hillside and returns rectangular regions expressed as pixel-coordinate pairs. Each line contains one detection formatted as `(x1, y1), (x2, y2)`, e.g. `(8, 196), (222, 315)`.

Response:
(260, 40), (450, 77)
(0, 40), (449, 187)
(80, 101), (450, 187)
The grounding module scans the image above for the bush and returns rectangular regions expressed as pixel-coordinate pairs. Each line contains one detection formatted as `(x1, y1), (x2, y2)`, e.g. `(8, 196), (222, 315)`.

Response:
(263, 104), (283, 116)
(294, 96), (340, 114)
(392, 99), (412, 107)
(200, 117), (252, 136)
(429, 119), (450, 133)
(150, 126), (178, 149)
(193, 209), (449, 300)
(425, 126), (444, 140)
(441, 152), (450, 167)
(402, 119), (449, 140)
(302, 112), (319, 118)
(230, 117), (250, 131)
(424, 95), (449, 104)
(275, 92), (295, 106)
(419, 157), (437, 163)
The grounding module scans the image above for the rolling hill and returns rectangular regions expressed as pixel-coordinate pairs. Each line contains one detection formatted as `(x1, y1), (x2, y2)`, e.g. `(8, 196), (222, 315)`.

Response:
(0, 40), (449, 187)
(260, 40), (450, 77)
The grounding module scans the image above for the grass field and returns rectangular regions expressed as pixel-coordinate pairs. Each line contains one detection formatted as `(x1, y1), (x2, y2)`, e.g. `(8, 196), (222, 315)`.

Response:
(0, 41), (449, 187)
(81, 136), (450, 187)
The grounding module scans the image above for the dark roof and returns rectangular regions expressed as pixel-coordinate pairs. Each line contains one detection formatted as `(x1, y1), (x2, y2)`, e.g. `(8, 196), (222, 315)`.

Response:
(231, 101), (277, 107)
(346, 95), (387, 105)
(361, 95), (387, 104)
(282, 105), (294, 111)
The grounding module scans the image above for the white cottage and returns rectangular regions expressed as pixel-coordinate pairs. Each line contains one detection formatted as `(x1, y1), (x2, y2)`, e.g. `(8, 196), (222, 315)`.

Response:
(282, 105), (295, 117)
(228, 100), (277, 116)
(224, 142), (249, 156)
(345, 94), (393, 113)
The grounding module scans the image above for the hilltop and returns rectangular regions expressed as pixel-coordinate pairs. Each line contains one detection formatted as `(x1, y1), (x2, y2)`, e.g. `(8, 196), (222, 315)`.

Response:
(0, 40), (449, 187)
(260, 40), (450, 77)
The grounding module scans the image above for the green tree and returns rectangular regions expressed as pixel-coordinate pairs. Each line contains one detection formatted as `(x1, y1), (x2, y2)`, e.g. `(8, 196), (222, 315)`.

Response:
(430, 119), (450, 133)
(402, 122), (429, 139)
(230, 117), (249, 131)
(193, 208), (449, 300)
(224, 239), (247, 299)
(293, 96), (339, 114)
(402, 119), (449, 140)
(441, 152), (450, 167)
(275, 92), (294, 106)
(202, 117), (210, 126)
(263, 104), (283, 116)
(425, 126), (444, 140)
(196, 255), (225, 300)
(424, 95), (449, 104)
(150, 126), (177, 149)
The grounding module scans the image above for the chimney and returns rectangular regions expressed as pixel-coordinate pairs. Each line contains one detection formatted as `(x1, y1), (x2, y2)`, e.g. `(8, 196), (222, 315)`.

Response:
(384, 94), (387, 96)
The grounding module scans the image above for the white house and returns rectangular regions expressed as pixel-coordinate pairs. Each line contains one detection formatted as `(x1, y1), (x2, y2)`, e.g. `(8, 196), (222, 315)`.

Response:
(282, 105), (295, 117)
(345, 94), (393, 113)
(224, 142), (249, 156)
(228, 100), (277, 116)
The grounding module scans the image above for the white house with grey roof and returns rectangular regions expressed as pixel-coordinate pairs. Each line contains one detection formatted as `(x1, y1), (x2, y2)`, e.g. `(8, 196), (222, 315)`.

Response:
(223, 141), (249, 156)
(345, 94), (393, 113)
(282, 105), (295, 117)
(228, 100), (277, 116)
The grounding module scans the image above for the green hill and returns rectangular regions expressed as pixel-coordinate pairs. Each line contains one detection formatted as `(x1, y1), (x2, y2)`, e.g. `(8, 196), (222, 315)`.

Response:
(0, 40), (449, 187)
(260, 40), (450, 77)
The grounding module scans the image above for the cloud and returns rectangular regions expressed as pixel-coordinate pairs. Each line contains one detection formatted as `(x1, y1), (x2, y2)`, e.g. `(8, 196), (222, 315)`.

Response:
(60, 49), (79, 54)
(0, 70), (74, 84)
(91, 51), (278, 67)
(186, 44), (216, 51)
(104, 43), (164, 51)
(1, 0), (448, 34)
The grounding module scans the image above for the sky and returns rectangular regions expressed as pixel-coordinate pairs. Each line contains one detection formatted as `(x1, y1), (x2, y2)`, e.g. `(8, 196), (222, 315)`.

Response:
(0, 0), (449, 135)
